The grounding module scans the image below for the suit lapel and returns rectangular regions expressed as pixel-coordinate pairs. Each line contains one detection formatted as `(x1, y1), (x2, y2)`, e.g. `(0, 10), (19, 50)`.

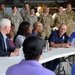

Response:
(0, 32), (7, 51)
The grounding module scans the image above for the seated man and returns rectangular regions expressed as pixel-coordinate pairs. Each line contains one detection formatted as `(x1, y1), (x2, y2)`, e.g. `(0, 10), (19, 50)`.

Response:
(0, 18), (19, 56)
(49, 23), (71, 48)
(47, 23), (71, 71)
(31, 21), (43, 37)
(6, 36), (55, 75)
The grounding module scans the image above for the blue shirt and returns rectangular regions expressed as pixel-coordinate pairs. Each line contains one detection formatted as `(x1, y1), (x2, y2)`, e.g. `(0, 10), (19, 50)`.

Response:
(68, 32), (75, 42)
(31, 30), (40, 37)
(48, 30), (69, 45)
(72, 64), (75, 75)
(6, 60), (55, 75)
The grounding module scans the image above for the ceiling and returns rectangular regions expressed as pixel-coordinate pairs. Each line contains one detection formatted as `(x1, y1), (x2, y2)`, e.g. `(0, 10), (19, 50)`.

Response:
(0, 0), (75, 7)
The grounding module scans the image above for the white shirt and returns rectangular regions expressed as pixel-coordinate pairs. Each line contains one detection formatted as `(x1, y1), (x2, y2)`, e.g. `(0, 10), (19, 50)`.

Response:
(2, 33), (7, 51)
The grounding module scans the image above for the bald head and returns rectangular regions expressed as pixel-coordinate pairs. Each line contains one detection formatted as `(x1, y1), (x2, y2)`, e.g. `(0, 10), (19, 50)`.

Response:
(59, 23), (67, 29)
(33, 22), (43, 29)
(33, 22), (43, 34)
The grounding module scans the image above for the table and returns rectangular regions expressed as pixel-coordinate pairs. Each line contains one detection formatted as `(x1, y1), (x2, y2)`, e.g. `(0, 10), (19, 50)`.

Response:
(0, 48), (75, 75)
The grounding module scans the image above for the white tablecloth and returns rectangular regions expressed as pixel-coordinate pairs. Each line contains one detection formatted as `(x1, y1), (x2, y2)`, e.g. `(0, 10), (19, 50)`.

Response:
(0, 48), (75, 75)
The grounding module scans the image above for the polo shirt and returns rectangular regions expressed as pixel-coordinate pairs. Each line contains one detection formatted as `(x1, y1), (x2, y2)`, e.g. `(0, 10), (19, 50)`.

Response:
(48, 30), (69, 45)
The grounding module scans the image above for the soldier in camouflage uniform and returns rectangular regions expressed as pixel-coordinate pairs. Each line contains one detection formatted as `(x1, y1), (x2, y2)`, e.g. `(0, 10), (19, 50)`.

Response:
(39, 7), (53, 39)
(24, 8), (37, 28)
(53, 6), (66, 28)
(64, 3), (75, 36)
(0, 4), (9, 19)
(36, 6), (42, 21)
(10, 6), (23, 34)
(20, 3), (30, 21)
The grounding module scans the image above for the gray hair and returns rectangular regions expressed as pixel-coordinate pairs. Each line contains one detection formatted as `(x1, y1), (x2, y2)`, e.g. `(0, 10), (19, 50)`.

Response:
(0, 18), (11, 28)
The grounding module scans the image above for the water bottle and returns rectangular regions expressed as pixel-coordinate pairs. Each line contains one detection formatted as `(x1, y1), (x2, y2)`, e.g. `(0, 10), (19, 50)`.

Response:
(19, 46), (24, 59)
(45, 40), (49, 51)
(71, 38), (75, 48)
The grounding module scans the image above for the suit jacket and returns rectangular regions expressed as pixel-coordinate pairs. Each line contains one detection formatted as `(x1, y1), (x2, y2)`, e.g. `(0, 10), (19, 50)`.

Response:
(0, 32), (15, 56)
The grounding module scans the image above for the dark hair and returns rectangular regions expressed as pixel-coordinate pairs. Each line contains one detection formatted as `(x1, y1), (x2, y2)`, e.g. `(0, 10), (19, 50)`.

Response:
(24, 3), (29, 6)
(14, 21), (31, 42)
(58, 5), (63, 8)
(23, 36), (44, 60)
(12, 6), (18, 10)
(11, 23), (15, 27)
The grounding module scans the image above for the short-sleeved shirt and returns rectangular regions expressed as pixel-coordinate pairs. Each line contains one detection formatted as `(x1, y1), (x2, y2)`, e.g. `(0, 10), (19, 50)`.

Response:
(48, 30), (69, 45)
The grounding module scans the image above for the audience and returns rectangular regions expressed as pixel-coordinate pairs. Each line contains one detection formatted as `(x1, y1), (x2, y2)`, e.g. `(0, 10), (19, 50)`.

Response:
(0, 18), (19, 56)
(36, 6), (42, 20)
(39, 6), (53, 39)
(14, 21), (32, 48)
(6, 36), (55, 75)
(63, 3), (75, 36)
(52, 6), (66, 28)
(0, 3), (9, 19)
(25, 7), (37, 28)
(10, 6), (23, 34)
(20, 3), (30, 21)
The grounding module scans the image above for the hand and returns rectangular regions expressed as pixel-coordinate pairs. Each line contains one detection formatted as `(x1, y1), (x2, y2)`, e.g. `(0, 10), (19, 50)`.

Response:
(61, 43), (72, 48)
(66, 43), (72, 48)
(10, 48), (19, 56)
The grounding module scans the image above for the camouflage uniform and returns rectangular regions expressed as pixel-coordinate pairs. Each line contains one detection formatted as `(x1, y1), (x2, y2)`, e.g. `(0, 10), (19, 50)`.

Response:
(39, 13), (53, 39)
(0, 10), (9, 19)
(64, 10), (75, 36)
(53, 12), (66, 28)
(20, 8), (30, 21)
(10, 13), (23, 34)
(26, 14), (37, 28)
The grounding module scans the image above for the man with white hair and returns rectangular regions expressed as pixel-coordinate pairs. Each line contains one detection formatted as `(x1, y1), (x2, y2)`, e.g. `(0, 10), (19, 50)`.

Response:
(0, 18), (19, 56)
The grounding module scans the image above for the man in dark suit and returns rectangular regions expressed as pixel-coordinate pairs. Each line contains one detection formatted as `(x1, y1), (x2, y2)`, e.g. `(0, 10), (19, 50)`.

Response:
(0, 18), (19, 56)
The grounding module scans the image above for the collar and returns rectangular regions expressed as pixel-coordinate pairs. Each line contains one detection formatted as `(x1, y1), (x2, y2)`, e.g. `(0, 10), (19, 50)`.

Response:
(1, 31), (7, 39)
(20, 60), (42, 67)
(32, 30), (40, 36)
(57, 30), (66, 38)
